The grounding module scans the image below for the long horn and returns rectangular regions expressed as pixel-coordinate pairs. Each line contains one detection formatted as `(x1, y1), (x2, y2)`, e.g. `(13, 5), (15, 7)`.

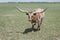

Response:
(41, 8), (48, 13)
(16, 7), (27, 13)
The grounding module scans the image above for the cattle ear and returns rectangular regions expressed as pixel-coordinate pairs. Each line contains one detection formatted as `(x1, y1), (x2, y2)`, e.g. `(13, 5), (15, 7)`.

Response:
(26, 13), (29, 15)
(33, 13), (36, 15)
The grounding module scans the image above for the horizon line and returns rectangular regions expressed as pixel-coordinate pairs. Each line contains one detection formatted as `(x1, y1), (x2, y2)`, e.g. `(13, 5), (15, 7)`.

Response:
(0, 1), (60, 2)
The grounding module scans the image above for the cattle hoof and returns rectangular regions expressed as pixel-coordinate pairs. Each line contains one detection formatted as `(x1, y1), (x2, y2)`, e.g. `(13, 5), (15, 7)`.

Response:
(32, 30), (34, 32)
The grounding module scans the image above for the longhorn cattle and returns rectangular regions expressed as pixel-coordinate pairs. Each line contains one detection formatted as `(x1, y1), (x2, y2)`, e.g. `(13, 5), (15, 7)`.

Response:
(16, 7), (47, 31)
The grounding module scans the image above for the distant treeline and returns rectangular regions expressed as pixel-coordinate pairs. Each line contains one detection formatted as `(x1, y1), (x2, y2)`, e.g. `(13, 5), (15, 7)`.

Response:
(0, 2), (60, 4)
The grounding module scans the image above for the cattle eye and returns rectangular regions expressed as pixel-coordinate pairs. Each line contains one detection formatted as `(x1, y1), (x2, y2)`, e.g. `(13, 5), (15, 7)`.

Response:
(33, 13), (36, 15)
(26, 13), (29, 15)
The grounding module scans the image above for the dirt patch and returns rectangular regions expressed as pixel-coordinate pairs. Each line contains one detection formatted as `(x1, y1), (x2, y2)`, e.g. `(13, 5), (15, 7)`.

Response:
(56, 38), (60, 40)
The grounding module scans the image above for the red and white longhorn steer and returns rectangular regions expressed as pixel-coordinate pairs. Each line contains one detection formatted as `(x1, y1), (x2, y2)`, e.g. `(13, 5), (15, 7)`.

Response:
(16, 7), (47, 31)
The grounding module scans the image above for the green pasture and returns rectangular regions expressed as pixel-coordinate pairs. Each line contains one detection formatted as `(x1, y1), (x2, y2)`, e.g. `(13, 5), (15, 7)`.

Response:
(0, 2), (60, 40)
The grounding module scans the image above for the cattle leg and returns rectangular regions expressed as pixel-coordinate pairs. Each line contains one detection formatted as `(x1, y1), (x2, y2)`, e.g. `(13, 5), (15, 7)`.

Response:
(37, 18), (43, 30)
(32, 23), (35, 31)
(37, 23), (40, 30)
(40, 18), (43, 25)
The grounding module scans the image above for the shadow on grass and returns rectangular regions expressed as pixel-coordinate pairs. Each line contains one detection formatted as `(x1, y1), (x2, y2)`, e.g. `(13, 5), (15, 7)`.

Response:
(23, 28), (39, 34)
(7, 28), (40, 34)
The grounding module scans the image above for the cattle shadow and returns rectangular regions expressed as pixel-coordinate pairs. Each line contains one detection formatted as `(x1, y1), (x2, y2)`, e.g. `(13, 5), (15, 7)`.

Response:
(23, 27), (39, 34)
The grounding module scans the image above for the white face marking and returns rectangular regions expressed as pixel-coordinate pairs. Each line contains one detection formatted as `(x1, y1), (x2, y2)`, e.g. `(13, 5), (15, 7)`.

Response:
(28, 13), (33, 20)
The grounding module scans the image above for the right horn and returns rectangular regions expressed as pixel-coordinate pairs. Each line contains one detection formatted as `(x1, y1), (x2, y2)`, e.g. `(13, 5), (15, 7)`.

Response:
(42, 8), (48, 12)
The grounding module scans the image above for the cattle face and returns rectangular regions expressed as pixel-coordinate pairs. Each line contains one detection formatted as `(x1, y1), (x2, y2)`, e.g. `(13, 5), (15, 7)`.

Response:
(16, 7), (47, 31)
(26, 12), (34, 22)
(25, 9), (44, 23)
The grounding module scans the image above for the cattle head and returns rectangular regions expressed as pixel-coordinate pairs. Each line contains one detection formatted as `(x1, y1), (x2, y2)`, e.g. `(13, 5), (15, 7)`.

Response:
(16, 7), (47, 22)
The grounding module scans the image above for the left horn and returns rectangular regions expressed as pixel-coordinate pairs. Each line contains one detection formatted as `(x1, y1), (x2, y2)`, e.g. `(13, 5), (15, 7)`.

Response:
(16, 7), (28, 13)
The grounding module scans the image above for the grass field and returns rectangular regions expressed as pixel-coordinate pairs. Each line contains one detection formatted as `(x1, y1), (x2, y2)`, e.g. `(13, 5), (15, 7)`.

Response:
(0, 2), (60, 40)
